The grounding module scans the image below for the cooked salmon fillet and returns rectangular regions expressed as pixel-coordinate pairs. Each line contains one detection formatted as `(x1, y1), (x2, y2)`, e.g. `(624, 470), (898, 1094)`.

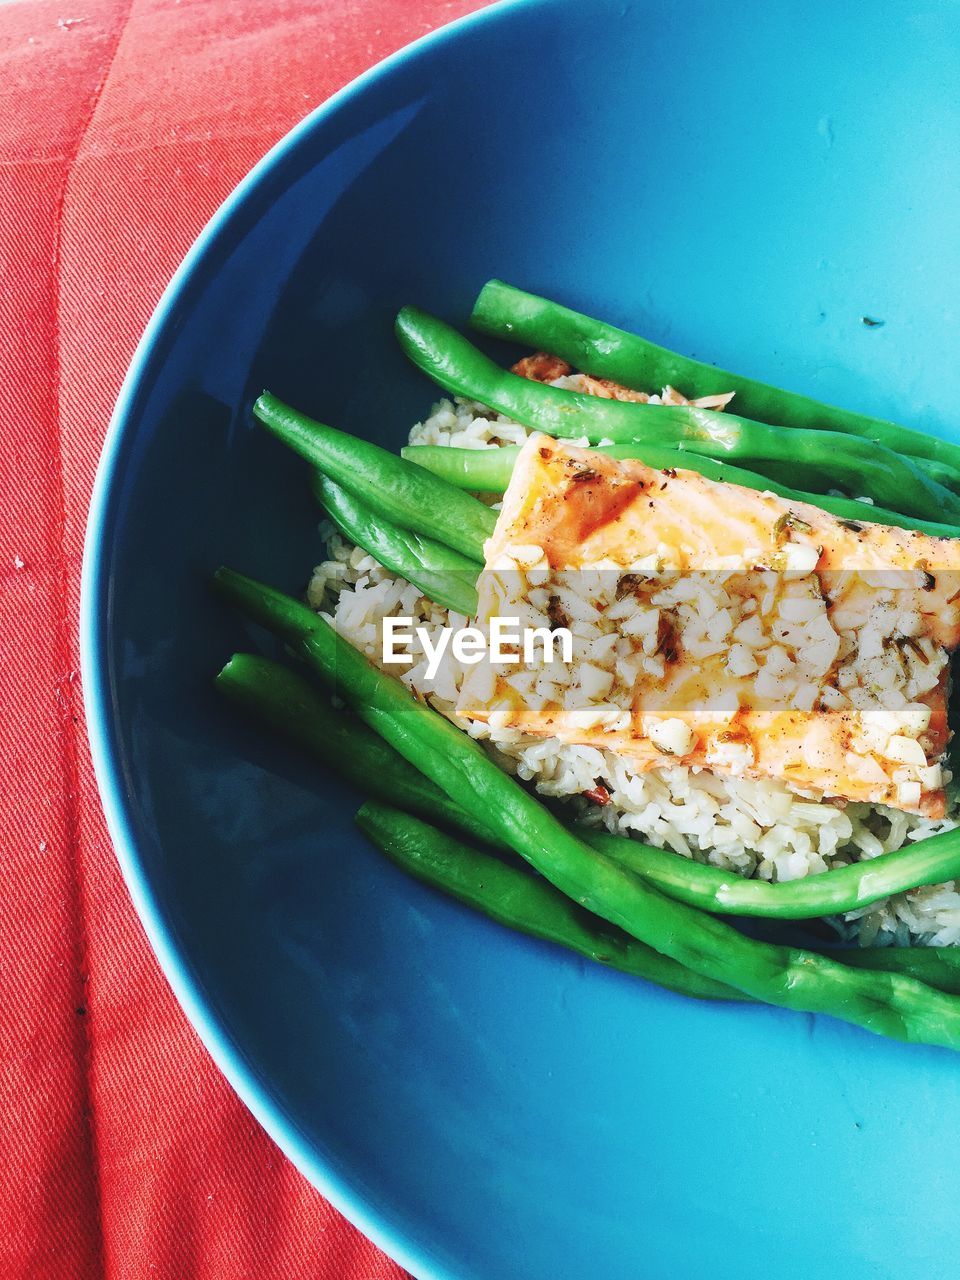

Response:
(457, 435), (960, 816)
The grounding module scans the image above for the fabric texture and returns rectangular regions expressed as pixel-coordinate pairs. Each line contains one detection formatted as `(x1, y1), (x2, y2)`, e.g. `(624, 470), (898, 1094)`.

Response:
(0, 1), (485, 1275)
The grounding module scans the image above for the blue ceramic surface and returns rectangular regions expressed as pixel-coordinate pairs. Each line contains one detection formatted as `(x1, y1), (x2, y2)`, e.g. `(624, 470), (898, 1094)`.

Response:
(82, 1), (960, 1276)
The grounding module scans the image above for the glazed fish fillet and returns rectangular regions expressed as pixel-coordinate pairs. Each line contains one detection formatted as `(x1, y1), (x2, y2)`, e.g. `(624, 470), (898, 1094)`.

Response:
(457, 435), (960, 816)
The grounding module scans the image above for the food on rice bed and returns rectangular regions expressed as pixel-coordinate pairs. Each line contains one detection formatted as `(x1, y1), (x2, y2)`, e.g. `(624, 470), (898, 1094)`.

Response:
(214, 282), (960, 1048)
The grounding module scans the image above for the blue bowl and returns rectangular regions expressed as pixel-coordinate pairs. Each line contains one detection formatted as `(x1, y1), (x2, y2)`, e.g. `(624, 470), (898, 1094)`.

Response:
(82, 2), (960, 1276)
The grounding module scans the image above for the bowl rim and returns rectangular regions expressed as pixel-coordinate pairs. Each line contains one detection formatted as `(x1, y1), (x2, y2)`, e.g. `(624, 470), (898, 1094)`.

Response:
(80, 2), (531, 1276)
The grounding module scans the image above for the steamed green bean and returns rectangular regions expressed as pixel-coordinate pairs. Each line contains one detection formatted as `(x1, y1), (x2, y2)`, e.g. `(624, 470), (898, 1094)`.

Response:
(585, 829), (960, 921)
(395, 307), (960, 522)
(358, 802), (960, 1001)
(314, 473), (480, 616)
(254, 391), (494, 560)
(357, 801), (749, 1002)
(470, 279), (960, 483)
(215, 652), (496, 847)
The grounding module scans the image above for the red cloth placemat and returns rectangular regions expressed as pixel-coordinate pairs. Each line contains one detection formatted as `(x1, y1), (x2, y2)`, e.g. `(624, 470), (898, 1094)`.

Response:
(0, 1), (486, 1274)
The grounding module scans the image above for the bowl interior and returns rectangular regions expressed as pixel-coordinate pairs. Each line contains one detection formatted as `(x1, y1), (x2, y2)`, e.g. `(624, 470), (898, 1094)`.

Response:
(87, 1), (960, 1277)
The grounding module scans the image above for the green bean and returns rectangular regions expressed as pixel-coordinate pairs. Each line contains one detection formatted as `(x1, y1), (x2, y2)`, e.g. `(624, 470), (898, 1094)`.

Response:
(314, 474), (479, 617)
(396, 307), (960, 523)
(402, 441), (730, 492)
(213, 566), (960, 1048)
(401, 444), (960, 540)
(253, 391), (495, 560)
(915, 457), (960, 494)
(357, 801), (960, 1001)
(840, 947), (960, 996)
(470, 280), (960, 482)
(357, 801), (748, 1002)
(215, 652), (499, 848)
(583, 829), (960, 921)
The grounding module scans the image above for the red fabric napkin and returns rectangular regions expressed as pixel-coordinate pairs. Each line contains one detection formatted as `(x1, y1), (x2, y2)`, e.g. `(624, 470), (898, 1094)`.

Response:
(0, 1), (485, 1274)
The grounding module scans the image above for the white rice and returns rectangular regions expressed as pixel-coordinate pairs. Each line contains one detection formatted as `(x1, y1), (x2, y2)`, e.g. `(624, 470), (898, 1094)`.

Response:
(310, 389), (960, 948)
